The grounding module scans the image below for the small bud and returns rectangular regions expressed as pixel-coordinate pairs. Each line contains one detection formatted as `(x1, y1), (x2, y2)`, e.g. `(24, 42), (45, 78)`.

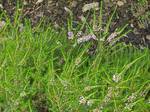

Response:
(67, 31), (74, 40)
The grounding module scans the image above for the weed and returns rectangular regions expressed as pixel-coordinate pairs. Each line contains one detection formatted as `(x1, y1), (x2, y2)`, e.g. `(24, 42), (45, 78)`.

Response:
(0, 2), (150, 112)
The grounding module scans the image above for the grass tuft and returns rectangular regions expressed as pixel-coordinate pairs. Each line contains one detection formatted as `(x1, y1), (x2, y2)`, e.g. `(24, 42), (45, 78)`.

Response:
(0, 4), (150, 112)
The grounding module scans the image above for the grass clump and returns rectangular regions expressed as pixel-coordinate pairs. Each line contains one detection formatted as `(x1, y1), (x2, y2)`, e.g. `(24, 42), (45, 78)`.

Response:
(0, 4), (150, 112)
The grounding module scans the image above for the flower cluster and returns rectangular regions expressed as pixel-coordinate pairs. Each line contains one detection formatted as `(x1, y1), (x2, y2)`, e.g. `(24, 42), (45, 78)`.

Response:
(99, 87), (113, 110)
(124, 93), (137, 111)
(67, 30), (98, 45)
(79, 96), (94, 106)
(93, 25), (103, 32)
(112, 74), (121, 83)
(106, 32), (118, 43)
(127, 93), (137, 103)
(77, 34), (97, 44)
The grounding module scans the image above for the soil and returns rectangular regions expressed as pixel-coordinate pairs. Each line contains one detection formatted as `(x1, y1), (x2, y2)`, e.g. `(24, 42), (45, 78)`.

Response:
(0, 0), (150, 48)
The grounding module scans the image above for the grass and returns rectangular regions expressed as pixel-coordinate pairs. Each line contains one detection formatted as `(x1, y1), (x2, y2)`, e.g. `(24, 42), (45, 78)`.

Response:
(0, 2), (150, 112)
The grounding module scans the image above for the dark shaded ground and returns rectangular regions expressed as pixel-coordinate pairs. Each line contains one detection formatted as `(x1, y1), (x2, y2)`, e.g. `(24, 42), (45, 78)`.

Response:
(0, 0), (150, 48)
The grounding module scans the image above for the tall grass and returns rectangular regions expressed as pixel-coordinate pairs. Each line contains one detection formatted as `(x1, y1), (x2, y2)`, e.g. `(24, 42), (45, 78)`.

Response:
(0, 2), (150, 112)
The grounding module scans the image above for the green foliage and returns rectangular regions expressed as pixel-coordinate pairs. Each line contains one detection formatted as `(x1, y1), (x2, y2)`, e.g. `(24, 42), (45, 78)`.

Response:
(0, 3), (149, 112)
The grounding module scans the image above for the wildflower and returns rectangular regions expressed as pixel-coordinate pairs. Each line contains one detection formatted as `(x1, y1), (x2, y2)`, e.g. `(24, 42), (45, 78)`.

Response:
(82, 2), (99, 12)
(79, 96), (87, 105)
(67, 31), (74, 39)
(77, 34), (97, 44)
(127, 93), (137, 103)
(124, 103), (133, 111)
(124, 93), (137, 110)
(76, 31), (83, 37)
(93, 25), (103, 32)
(106, 32), (118, 43)
(112, 74), (121, 83)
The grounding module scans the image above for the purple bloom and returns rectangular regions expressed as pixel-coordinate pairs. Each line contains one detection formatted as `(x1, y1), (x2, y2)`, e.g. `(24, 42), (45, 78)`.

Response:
(67, 31), (74, 39)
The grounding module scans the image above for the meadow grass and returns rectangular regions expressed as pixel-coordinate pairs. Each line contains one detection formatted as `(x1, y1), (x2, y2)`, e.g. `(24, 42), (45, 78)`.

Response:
(0, 3), (150, 112)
